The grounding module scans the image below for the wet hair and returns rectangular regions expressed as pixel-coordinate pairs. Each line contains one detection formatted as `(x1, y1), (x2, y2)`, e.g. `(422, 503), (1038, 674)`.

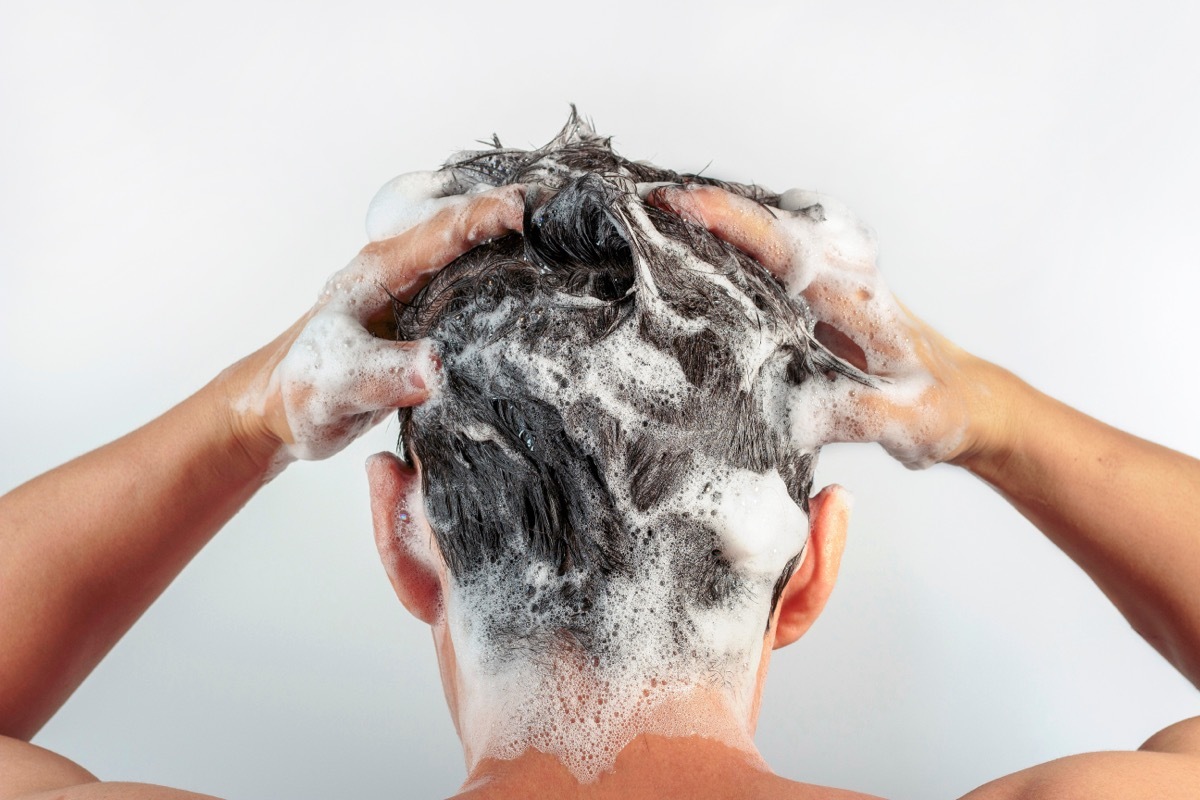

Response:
(394, 110), (864, 649)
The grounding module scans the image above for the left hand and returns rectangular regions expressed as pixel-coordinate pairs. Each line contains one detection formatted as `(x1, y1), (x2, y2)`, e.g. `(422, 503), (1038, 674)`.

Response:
(645, 183), (981, 469)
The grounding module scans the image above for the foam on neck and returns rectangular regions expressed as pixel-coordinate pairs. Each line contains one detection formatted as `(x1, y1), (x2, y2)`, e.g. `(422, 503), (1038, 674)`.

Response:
(443, 476), (799, 781)
(367, 164), (830, 783)
(411, 217), (809, 780)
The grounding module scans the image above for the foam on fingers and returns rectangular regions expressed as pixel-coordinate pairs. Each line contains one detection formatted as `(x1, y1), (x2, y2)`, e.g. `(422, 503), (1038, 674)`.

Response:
(229, 174), (525, 467)
(642, 177), (969, 468)
(274, 312), (436, 461)
(365, 170), (468, 242)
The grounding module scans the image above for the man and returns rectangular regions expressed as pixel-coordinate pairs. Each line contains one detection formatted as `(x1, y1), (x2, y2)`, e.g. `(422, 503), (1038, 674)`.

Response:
(2, 116), (1199, 799)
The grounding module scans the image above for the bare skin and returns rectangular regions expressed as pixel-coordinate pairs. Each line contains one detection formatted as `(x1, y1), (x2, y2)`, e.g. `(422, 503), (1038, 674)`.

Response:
(2, 181), (1199, 799)
(0, 187), (524, 799)
(645, 184), (1200, 799)
(369, 450), (867, 799)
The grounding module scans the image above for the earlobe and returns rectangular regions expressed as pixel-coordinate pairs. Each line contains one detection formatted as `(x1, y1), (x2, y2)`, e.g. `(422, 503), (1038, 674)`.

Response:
(366, 451), (443, 625)
(772, 484), (852, 650)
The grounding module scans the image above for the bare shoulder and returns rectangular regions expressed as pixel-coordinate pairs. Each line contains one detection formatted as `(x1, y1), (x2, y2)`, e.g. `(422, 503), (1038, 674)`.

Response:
(0, 736), (219, 800)
(960, 717), (1200, 800)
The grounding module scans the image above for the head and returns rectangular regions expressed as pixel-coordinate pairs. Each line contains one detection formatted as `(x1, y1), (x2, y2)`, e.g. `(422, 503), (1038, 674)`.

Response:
(366, 111), (859, 781)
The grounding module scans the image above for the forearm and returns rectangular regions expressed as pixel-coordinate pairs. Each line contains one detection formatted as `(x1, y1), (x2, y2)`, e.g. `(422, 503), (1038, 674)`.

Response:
(0, 377), (277, 739)
(959, 364), (1200, 687)
(0, 189), (521, 745)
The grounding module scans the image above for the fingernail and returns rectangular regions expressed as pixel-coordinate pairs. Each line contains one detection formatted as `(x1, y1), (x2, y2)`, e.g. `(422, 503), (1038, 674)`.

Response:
(503, 185), (527, 230)
(649, 186), (687, 211)
(644, 185), (700, 222)
(411, 342), (442, 394)
(636, 181), (677, 200)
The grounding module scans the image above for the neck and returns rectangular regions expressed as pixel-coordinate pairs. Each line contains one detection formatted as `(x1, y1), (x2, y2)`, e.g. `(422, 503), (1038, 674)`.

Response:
(438, 613), (777, 784)
(457, 730), (776, 799)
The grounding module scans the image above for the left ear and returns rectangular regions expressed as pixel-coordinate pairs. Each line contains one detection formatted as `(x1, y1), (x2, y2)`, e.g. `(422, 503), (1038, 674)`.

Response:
(771, 484), (852, 650)
(366, 451), (443, 625)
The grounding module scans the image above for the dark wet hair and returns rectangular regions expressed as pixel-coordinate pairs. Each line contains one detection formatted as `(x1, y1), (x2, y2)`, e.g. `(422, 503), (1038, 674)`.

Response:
(394, 111), (863, 644)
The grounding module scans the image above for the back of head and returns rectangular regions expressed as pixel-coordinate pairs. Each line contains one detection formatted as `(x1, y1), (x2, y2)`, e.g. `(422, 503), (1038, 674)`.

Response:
(388, 111), (861, 779)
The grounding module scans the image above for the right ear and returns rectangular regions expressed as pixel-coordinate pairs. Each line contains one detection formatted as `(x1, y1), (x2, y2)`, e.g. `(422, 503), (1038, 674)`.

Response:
(771, 484), (852, 650)
(366, 451), (442, 625)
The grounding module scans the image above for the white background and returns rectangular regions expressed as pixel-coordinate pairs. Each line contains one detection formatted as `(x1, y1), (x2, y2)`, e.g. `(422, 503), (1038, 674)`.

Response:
(2, 2), (1198, 798)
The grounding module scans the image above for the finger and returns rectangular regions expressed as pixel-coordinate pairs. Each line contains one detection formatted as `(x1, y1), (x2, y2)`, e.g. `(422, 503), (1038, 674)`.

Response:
(320, 333), (437, 414)
(803, 278), (911, 367)
(794, 370), (954, 469)
(643, 184), (899, 370)
(362, 184), (525, 303)
(789, 374), (884, 452)
(278, 312), (440, 459)
(366, 170), (470, 243)
(342, 340), (438, 411)
(644, 184), (792, 275)
(789, 370), (923, 449)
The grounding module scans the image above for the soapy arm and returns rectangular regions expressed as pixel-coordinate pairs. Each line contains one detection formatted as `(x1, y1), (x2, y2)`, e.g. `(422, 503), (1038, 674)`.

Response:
(0, 187), (523, 754)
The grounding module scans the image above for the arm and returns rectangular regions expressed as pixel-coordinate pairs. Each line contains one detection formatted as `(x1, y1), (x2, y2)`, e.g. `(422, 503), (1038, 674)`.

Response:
(647, 184), (1200, 796)
(0, 185), (522, 798)
(0, 376), (276, 741)
(647, 183), (1200, 682)
(957, 362), (1200, 688)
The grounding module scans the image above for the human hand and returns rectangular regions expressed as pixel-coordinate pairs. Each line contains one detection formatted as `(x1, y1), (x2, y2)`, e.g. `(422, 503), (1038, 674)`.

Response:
(646, 184), (991, 469)
(220, 178), (524, 470)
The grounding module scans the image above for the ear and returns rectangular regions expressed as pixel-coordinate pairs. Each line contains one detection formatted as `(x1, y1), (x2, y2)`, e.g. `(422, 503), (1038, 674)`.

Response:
(772, 484), (852, 650)
(366, 451), (443, 625)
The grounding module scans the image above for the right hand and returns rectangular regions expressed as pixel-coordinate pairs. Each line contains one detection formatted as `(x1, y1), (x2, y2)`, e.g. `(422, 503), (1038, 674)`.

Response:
(220, 182), (525, 468)
(646, 184), (996, 469)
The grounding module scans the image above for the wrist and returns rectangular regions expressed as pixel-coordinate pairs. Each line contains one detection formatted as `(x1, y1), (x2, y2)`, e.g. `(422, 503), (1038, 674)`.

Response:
(206, 359), (288, 479)
(945, 354), (1028, 478)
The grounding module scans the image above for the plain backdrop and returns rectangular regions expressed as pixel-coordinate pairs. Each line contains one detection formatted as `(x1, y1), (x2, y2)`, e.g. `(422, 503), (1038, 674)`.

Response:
(2, 1), (1198, 798)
